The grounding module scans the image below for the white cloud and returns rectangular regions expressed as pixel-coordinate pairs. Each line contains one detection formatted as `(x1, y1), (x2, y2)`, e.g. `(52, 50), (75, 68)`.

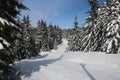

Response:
(53, 12), (59, 16)
(30, 9), (46, 19)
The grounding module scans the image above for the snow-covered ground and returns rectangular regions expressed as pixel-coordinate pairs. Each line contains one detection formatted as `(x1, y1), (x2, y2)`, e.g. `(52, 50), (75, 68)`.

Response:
(14, 39), (120, 80)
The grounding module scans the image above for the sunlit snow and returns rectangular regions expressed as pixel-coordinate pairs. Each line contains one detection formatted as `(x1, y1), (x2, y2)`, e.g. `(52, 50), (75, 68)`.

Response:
(14, 39), (120, 80)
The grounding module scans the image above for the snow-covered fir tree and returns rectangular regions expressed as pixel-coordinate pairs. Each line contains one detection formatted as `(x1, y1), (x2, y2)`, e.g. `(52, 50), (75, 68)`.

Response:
(35, 20), (42, 52)
(15, 16), (38, 59)
(94, 0), (111, 52)
(47, 24), (62, 50)
(47, 24), (55, 49)
(80, 0), (120, 54)
(80, 0), (100, 51)
(53, 25), (59, 50)
(53, 25), (62, 45)
(67, 16), (82, 51)
(103, 0), (120, 53)
(20, 15), (31, 58)
(36, 20), (49, 52)
(28, 27), (38, 56)
(74, 16), (79, 29)
(0, 0), (27, 79)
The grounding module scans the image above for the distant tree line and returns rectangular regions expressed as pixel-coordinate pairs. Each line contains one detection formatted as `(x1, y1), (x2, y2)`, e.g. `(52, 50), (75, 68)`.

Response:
(16, 15), (62, 59)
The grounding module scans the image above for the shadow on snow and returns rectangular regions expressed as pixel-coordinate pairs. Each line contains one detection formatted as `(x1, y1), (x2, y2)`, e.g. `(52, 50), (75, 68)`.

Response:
(31, 53), (49, 60)
(19, 54), (63, 78)
(80, 63), (95, 80)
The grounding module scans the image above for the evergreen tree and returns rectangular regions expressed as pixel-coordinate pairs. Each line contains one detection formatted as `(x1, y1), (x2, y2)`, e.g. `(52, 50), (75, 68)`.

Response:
(80, 0), (100, 51)
(47, 24), (62, 50)
(0, 0), (27, 79)
(15, 16), (38, 59)
(29, 27), (38, 56)
(103, 0), (120, 53)
(53, 25), (58, 50)
(67, 29), (82, 51)
(96, 0), (112, 52)
(48, 24), (54, 49)
(36, 20), (49, 52)
(21, 15), (31, 58)
(74, 16), (79, 29)
(54, 25), (62, 44)
(67, 16), (82, 51)
(35, 20), (41, 52)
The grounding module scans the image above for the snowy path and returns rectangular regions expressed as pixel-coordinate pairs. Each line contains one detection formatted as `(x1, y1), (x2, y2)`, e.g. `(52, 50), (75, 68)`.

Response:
(14, 39), (120, 80)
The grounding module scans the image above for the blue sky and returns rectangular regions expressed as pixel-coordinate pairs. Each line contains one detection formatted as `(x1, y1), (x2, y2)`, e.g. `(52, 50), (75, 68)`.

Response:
(21, 0), (103, 29)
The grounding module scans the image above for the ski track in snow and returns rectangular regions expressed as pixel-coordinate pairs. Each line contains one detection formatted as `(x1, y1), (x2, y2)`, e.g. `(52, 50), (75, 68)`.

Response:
(14, 39), (120, 80)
